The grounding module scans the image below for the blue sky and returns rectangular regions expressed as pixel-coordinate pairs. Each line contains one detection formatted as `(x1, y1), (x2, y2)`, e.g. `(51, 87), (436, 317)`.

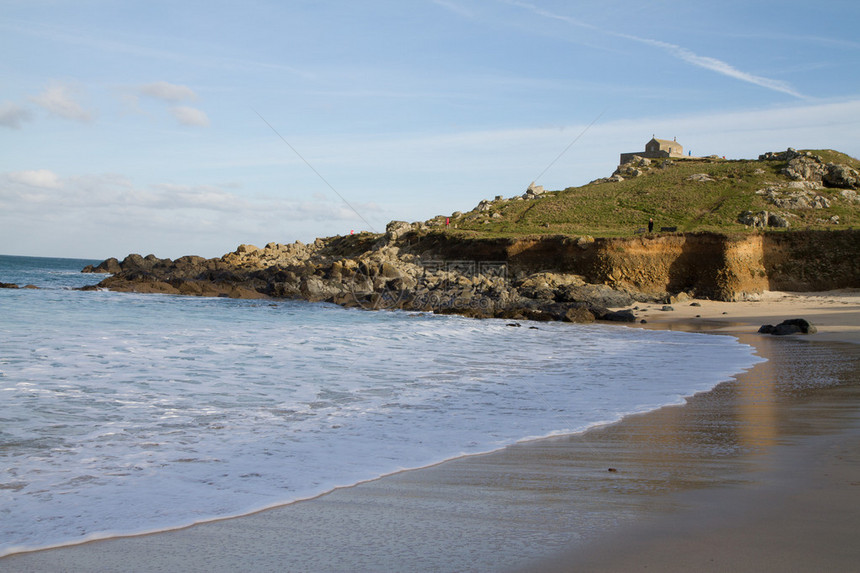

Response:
(2, 0), (859, 259)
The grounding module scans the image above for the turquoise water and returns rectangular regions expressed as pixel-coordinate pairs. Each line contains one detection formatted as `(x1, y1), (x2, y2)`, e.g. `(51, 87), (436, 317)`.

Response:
(0, 254), (764, 556)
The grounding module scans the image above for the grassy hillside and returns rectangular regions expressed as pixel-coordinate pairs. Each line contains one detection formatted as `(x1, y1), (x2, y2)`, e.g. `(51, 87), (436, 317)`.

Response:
(445, 150), (859, 237)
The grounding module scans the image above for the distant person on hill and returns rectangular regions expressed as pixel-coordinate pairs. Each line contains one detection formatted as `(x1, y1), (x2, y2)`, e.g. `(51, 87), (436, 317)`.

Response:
(648, 218), (654, 233)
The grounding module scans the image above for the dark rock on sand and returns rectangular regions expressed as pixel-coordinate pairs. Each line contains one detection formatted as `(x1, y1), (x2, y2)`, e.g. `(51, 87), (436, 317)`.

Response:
(778, 318), (818, 334)
(600, 309), (636, 322)
(759, 318), (817, 336)
(772, 323), (803, 335)
(563, 307), (596, 324)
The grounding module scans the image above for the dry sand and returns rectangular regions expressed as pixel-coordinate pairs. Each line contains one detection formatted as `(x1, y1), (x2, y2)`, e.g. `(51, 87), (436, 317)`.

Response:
(2, 290), (858, 572)
(630, 288), (860, 345)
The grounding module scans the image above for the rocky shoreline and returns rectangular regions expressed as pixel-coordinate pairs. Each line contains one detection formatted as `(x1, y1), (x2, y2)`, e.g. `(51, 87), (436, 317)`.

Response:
(79, 147), (860, 322)
(80, 222), (859, 325)
(81, 226), (647, 324)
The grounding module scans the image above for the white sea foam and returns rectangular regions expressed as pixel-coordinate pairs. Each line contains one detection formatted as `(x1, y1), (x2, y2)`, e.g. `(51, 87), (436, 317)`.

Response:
(0, 256), (764, 556)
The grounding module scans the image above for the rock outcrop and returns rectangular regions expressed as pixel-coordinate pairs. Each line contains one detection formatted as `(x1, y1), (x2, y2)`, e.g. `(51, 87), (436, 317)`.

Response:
(759, 148), (860, 189)
(78, 146), (859, 321)
(737, 210), (790, 228)
(82, 227), (860, 321)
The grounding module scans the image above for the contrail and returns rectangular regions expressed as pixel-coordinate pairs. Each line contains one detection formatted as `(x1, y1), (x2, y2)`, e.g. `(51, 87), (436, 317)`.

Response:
(506, 1), (806, 99)
(253, 109), (378, 233)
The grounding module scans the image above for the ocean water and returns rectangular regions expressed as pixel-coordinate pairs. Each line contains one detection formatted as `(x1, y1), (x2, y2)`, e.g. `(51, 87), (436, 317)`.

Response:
(0, 254), (764, 557)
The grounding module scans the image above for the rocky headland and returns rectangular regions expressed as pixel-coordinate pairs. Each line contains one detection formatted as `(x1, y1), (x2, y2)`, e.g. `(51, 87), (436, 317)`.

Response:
(82, 148), (860, 323)
(82, 226), (860, 324)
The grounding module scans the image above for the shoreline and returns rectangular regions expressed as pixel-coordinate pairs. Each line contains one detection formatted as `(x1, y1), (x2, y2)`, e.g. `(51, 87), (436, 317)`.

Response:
(2, 290), (858, 571)
(0, 327), (746, 561)
(528, 289), (860, 571)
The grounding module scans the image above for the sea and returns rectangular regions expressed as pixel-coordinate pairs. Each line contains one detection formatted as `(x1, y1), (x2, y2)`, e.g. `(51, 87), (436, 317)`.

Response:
(0, 254), (765, 557)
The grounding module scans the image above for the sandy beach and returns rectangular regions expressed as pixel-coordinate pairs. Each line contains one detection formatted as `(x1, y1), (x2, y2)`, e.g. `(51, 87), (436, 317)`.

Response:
(2, 290), (858, 572)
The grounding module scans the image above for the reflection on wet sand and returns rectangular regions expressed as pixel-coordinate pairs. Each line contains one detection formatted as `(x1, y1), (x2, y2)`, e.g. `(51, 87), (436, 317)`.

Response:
(738, 336), (778, 450)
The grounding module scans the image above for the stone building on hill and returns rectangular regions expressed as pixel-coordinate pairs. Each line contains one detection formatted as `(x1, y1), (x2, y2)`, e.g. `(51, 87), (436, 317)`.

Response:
(620, 137), (687, 165)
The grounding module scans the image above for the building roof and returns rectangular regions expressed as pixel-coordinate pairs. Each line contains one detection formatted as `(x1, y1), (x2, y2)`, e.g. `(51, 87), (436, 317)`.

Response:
(650, 138), (679, 148)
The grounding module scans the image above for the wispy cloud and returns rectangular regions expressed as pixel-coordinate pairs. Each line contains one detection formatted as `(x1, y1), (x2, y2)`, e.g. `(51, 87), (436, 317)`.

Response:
(0, 170), (373, 223)
(7, 169), (61, 189)
(0, 102), (34, 129)
(138, 81), (198, 102)
(125, 81), (209, 127)
(170, 105), (211, 127)
(29, 82), (94, 122)
(503, 0), (591, 28)
(1, 19), (312, 78)
(431, 0), (475, 19)
(505, 1), (807, 99)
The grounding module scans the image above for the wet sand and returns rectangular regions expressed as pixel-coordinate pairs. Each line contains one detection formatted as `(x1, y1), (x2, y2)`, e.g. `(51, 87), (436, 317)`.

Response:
(2, 291), (858, 572)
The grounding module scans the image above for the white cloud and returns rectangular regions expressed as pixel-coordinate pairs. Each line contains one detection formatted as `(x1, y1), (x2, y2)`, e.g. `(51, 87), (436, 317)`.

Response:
(29, 82), (94, 122)
(123, 82), (209, 126)
(3, 98), (857, 259)
(7, 169), (61, 189)
(0, 169), (386, 257)
(0, 170), (374, 223)
(170, 105), (211, 127)
(0, 102), (34, 129)
(138, 81), (198, 102)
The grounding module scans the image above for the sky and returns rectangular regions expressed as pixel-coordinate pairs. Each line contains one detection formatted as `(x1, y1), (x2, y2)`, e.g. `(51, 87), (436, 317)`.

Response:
(2, 0), (859, 259)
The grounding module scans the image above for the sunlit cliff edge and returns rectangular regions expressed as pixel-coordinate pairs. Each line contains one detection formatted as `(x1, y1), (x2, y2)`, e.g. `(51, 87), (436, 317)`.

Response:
(79, 148), (860, 322)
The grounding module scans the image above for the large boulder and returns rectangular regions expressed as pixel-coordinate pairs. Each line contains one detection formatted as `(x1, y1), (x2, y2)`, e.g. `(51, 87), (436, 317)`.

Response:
(783, 156), (827, 183)
(767, 213), (790, 228)
(563, 306), (596, 323)
(300, 276), (342, 303)
(687, 173), (714, 182)
(82, 257), (122, 274)
(823, 164), (860, 189)
(738, 210), (769, 228)
(560, 284), (634, 308)
(236, 244), (260, 254)
(778, 318), (817, 334)
(758, 318), (817, 336)
(599, 309), (636, 322)
(385, 220), (413, 241)
(761, 187), (830, 210)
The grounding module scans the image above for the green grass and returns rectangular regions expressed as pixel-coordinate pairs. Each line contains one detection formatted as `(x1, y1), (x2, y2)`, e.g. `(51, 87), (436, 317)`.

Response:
(804, 149), (860, 170)
(448, 153), (859, 237)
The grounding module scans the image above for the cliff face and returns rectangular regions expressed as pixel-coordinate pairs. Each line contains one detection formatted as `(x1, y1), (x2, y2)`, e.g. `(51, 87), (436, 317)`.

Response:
(587, 234), (768, 302)
(83, 229), (859, 323)
(401, 229), (858, 301)
(762, 231), (860, 292)
(80, 145), (860, 316)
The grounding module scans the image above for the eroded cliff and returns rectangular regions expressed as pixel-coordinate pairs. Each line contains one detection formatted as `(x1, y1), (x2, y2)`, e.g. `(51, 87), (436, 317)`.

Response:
(82, 228), (859, 323)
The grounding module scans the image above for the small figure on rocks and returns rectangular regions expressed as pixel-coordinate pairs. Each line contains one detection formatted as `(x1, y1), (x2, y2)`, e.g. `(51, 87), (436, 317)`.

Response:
(648, 218), (654, 233)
